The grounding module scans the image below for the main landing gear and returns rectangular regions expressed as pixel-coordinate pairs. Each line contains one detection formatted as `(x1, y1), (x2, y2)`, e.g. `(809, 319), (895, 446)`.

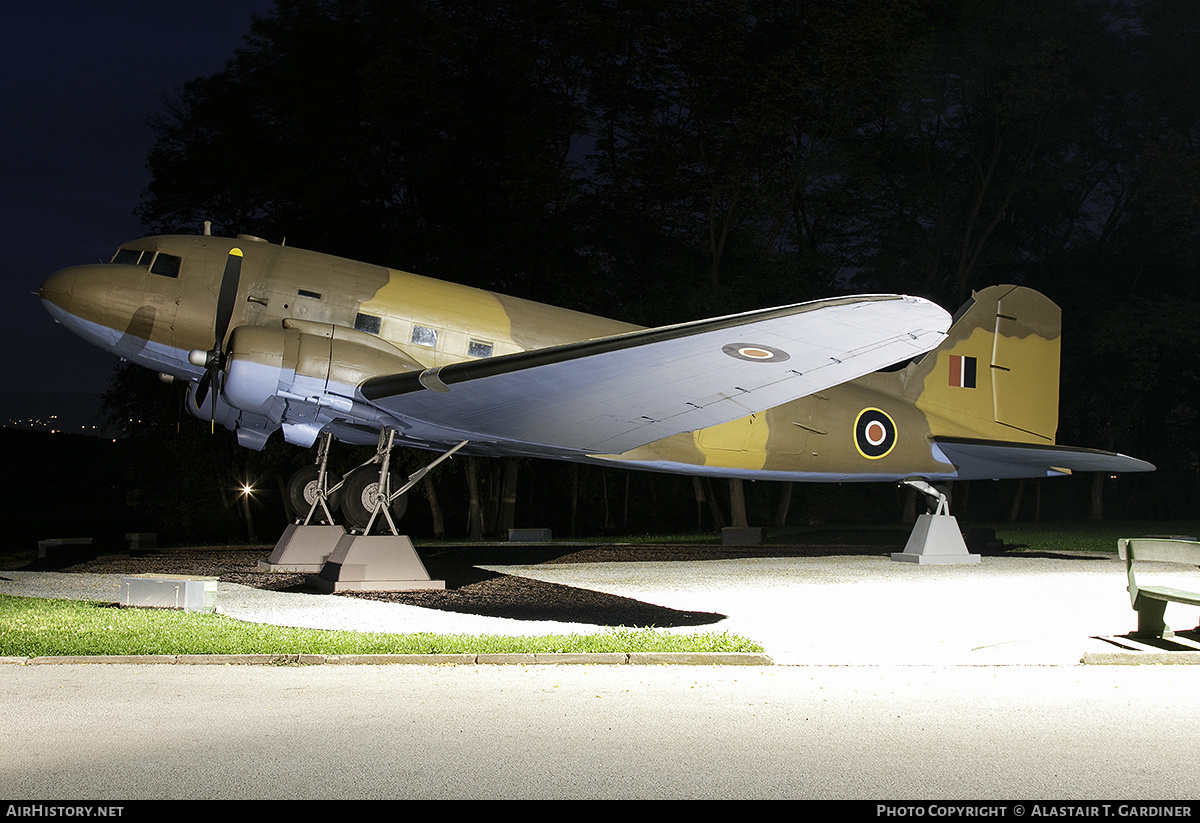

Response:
(262, 428), (467, 590)
(890, 478), (980, 565)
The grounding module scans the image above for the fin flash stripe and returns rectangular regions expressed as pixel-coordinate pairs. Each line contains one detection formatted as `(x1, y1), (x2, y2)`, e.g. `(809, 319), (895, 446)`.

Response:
(949, 354), (977, 388)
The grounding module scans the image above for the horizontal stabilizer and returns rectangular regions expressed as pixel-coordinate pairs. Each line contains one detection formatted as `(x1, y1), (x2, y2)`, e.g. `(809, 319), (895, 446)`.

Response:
(361, 295), (951, 453)
(935, 437), (1156, 480)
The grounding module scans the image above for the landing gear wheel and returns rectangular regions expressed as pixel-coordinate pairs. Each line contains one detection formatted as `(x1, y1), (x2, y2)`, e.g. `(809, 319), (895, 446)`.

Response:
(286, 465), (341, 524)
(340, 465), (408, 533)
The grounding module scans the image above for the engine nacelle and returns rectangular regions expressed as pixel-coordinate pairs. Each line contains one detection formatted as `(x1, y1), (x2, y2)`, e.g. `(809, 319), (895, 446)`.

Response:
(222, 321), (425, 424)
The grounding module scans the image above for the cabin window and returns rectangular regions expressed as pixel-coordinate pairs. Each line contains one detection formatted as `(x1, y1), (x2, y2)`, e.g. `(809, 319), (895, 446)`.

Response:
(468, 339), (494, 358)
(150, 253), (181, 278)
(355, 313), (382, 335)
(298, 288), (322, 299)
(412, 325), (438, 348)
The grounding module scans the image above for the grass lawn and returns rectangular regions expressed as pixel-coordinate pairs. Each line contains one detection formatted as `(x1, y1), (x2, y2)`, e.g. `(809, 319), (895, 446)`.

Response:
(0, 594), (763, 658)
(985, 520), (1200, 554)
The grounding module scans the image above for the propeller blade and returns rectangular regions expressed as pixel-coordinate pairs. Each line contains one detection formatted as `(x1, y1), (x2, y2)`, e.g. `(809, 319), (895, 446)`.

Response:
(193, 247), (243, 417)
(195, 370), (211, 406)
(213, 248), (243, 349)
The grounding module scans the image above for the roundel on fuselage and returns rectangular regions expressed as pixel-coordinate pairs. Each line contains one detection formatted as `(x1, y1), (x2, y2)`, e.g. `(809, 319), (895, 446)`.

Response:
(854, 408), (896, 459)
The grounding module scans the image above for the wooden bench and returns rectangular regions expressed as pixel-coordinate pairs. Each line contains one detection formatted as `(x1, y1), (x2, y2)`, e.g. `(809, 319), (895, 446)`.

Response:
(1117, 538), (1200, 638)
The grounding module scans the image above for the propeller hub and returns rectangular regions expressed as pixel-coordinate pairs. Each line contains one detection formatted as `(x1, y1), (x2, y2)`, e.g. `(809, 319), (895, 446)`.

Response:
(188, 349), (215, 368)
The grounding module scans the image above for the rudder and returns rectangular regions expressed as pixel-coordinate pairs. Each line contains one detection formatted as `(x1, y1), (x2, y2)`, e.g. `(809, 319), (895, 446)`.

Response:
(914, 285), (1061, 444)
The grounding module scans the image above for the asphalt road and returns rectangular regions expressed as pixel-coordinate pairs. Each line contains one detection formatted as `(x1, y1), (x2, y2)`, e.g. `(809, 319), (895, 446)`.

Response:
(3, 663), (1200, 800)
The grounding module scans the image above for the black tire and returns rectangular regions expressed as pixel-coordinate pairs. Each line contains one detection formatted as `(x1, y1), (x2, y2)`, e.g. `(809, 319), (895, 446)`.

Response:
(339, 464), (409, 533)
(286, 465), (341, 524)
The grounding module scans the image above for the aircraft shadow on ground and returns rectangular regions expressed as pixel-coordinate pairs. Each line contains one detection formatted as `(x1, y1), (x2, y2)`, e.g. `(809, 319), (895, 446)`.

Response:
(1093, 629), (1200, 653)
(341, 561), (728, 629)
(335, 546), (728, 627)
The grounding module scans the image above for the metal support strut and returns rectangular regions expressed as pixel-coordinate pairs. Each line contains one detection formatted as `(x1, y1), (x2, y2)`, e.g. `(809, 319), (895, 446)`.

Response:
(301, 431), (339, 526)
(307, 428), (465, 592)
(263, 430), (467, 584)
(903, 478), (951, 516)
(360, 429), (468, 535)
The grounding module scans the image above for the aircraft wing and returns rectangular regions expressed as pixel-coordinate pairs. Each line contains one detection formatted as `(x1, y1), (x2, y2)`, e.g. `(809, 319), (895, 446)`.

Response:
(934, 437), (1156, 480)
(359, 294), (950, 454)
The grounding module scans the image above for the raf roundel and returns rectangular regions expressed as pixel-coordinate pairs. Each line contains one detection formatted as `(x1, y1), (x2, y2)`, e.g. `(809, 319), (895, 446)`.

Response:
(854, 407), (897, 459)
(721, 342), (790, 363)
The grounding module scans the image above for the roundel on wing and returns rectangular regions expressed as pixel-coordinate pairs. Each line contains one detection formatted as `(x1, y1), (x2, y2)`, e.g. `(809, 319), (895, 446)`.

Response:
(721, 342), (790, 362)
(854, 408), (897, 459)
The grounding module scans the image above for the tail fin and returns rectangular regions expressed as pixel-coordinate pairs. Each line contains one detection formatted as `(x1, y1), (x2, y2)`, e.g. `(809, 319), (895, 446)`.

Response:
(913, 285), (1061, 444)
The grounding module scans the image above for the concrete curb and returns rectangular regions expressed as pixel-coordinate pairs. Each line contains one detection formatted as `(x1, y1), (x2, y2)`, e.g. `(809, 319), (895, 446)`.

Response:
(1081, 651), (1200, 665)
(0, 652), (775, 667)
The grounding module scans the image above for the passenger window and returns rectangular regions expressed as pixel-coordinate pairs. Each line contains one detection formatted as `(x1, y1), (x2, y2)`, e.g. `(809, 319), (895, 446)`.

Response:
(355, 313), (382, 335)
(411, 325), (438, 348)
(468, 339), (494, 358)
(150, 253), (181, 278)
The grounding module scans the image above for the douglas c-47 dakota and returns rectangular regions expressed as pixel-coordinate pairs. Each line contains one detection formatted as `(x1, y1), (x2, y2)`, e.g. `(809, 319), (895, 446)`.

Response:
(39, 233), (1152, 552)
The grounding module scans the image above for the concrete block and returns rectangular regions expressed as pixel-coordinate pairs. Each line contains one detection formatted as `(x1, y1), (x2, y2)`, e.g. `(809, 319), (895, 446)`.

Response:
(259, 523), (345, 572)
(310, 534), (445, 592)
(722, 527), (763, 546)
(120, 574), (218, 612)
(37, 538), (92, 558)
(124, 533), (157, 550)
(891, 514), (981, 565)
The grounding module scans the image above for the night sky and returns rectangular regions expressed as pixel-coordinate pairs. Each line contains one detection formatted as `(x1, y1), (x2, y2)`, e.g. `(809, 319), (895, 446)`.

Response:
(2, 1), (273, 396)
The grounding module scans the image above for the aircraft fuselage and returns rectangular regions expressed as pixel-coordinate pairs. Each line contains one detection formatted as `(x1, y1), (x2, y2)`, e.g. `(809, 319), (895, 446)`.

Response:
(42, 234), (1148, 484)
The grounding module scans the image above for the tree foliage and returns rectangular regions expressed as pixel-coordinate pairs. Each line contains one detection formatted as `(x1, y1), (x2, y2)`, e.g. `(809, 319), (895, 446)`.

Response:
(124, 0), (1200, 532)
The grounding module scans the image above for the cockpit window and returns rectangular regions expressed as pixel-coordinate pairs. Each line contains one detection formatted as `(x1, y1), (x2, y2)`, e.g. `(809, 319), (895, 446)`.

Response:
(150, 253), (181, 278)
(110, 248), (180, 277)
(112, 248), (142, 265)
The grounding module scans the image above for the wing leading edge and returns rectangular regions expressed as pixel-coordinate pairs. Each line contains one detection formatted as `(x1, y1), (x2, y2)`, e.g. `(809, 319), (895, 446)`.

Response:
(360, 294), (951, 454)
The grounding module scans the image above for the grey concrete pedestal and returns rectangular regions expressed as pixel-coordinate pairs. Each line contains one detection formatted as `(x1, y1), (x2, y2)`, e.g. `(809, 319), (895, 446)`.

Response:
(258, 524), (346, 572)
(891, 514), (981, 565)
(309, 533), (445, 592)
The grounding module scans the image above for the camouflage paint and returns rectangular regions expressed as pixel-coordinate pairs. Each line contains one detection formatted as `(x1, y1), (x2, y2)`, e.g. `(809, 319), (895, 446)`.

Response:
(45, 236), (1132, 483)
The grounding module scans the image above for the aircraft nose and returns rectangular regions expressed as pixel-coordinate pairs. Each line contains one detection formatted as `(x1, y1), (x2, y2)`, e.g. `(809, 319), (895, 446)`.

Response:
(39, 266), (83, 312)
(38, 263), (132, 340)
